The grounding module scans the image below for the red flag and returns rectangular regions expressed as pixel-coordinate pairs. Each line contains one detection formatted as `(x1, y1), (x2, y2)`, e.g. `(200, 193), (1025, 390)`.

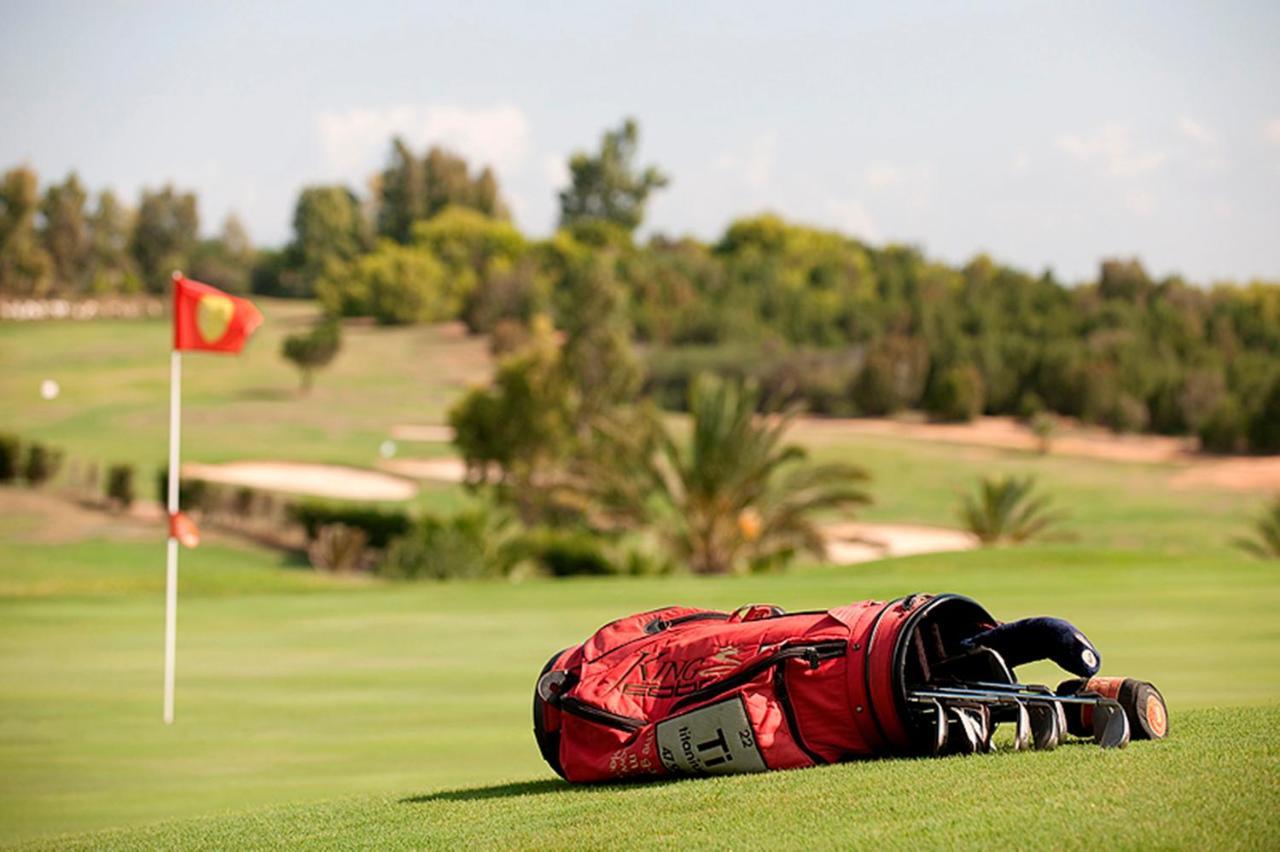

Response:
(172, 274), (262, 353)
(168, 511), (200, 548)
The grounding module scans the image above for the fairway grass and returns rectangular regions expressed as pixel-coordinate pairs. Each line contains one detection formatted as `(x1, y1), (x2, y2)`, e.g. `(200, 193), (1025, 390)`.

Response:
(2, 542), (1278, 847)
(39, 706), (1280, 850)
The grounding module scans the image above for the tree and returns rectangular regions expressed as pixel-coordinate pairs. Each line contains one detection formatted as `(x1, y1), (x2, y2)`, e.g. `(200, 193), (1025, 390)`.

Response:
(411, 205), (526, 316)
(87, 190), (138, 293)
(289, 186), (369, 296)
(556, 253), (643, 429)
(1233, 496), (1280, 560)
(189, 214), (255, 294)
(281, 318), (342, 392)
(0, 166), (53, 296)
(40, 172), (90, 291)
(448, 316), (573, 520)
(316, 240), (448, 324)
(130, 185), (198, 291)
(376, 138), (425, 243)
(926, 364), (985, 422)
(958, 475), (1065, 545)
(1248, 377), (1280, 454)
(558, 118), (668, 233)
(566, 376), (870, 574)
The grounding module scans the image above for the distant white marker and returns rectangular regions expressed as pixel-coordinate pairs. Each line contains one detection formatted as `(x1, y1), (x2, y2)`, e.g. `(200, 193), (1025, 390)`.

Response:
(40, 379), (60, 400)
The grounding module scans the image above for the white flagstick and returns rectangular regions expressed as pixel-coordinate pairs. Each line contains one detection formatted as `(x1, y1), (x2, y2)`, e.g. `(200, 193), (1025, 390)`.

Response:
(163, 347), (182, 724)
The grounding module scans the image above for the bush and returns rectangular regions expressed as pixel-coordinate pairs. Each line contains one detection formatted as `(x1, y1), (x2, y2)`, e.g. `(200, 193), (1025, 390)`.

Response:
(1199, 396), (1247, 454)
(1106, 393), (1150, 434)
(291, 501), (411, 549)
(23, 442), (62, 486)
(317, 240), (451, 325)
(925, 365), (985, 422)
(526, 527), (616, 576)
(155, 469), (214, 513)
(1248, 378), (1280, 454)
(281, 319), (341, 391)
(0, 433), (19, 483)
(105, 464), (135, 509)
(851, 351), (902, 416)
(307, 523), (370, 573)
(380, 506), (523, 581)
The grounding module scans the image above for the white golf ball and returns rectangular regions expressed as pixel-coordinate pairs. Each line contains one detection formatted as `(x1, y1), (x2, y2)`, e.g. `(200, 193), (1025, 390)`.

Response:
(40, 379), (60, 400)
(379, 440), (397, 459)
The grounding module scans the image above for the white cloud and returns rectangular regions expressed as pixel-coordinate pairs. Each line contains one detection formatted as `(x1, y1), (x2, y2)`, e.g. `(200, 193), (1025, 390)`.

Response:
(1265, 118), (1280, 145)
(1176, 115), (1216, 146)
(1124, 189), (1155, 217)
(542, 154), (569, 191)
(317, 103), (530, 181)
(826, 198), (881, 242)
(715, 133), (776, 190)
(865, 163), (901, 189)
(1056, 124), (1168, 177)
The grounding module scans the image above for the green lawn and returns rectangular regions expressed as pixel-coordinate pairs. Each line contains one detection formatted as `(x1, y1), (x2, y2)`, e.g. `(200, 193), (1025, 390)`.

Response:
(2, 534), (1278, 847)
(2, 311), (1279, 847)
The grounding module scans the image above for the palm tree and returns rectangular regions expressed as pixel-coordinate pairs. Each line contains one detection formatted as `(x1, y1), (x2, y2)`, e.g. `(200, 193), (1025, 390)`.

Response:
(1234, 496), (1280, 560)
(958, 475), (1065, 545)
(565, 375), (870, 574)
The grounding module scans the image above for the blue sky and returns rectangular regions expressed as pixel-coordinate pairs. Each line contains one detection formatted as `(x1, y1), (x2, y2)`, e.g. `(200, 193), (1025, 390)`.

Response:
(2, 1), (1278, 282)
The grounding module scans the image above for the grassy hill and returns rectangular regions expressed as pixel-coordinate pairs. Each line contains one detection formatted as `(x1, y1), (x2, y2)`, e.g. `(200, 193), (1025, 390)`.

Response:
(2, 309), (1278, 847)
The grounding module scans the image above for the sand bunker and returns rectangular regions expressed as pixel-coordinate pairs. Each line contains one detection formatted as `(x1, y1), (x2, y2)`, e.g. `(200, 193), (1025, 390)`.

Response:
(389, 424), (455, 443)
(182, 462), (418, 501)
(822, 521), (978, 565)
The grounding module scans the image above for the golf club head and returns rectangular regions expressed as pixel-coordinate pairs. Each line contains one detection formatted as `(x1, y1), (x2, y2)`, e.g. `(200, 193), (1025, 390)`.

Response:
(1027, 702), (1061, 751)
(928, 699), (949, 756)
(1093, 702), (1131, 749)
(1012, 701), (1031, 751)
(949, 706), (982, 755)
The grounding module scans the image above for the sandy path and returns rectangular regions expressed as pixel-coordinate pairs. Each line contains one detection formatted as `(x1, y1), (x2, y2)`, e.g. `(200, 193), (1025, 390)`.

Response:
(389, 424), (454, 442)
(183, 462), (418, 501)
(792, 415), (1194, 464)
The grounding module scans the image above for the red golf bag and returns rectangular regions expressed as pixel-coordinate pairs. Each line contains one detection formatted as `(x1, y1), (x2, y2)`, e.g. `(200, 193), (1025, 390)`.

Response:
(533, 593), (1001, 782)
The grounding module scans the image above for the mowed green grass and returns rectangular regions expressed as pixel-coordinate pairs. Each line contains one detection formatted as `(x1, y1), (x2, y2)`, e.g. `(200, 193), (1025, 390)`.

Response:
(2, 534), (1278, 847)
(2, 311), (1279, 847)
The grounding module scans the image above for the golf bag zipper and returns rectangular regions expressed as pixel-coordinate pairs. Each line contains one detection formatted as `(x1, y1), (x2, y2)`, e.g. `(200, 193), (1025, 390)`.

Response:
(645, 612), (731, 634)
(773, 661), (827, 765)
(670, 640), (847, 712)
(557, 696), (646, 732)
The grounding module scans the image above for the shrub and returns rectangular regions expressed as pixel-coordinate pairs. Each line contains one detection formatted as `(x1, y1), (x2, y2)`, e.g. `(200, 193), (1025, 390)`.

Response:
(925, 365), (985, 422)
(526, 527), (616, 576)
(1106, 393), (1150, 434)
(851, 352), (901, 416)
(380, 505), (524, 581)
(1198, 396), (1247, 454)
(291, 502), (411, 549)
(0, 433), (19, 483)
(307, 523), (371, 573)
(958, 475), (1065, 545)
(280, 319), (341, 392)
(105, 464), (135, 509)
(23, 442), (63, 486)
(154, 469), (213, 512)
(1248, 378), (1280, 454)
(1233, 496), (1280, 560)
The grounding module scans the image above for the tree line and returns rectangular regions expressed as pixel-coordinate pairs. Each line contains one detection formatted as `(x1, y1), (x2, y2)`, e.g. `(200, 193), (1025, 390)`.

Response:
(3, 118), (1278, 453)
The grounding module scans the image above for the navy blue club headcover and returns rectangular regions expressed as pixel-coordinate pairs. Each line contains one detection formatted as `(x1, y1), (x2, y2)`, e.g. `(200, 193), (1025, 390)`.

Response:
(961, 617), (1102, 677)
